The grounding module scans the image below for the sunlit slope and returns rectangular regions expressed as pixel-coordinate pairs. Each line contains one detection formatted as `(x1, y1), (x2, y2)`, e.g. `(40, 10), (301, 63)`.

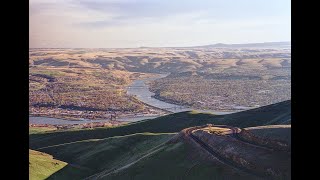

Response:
(215, 100), (291, 127)
(29, 150), (67, 180)
(33, 133), (174, 180)
(29, 127), (57, 134)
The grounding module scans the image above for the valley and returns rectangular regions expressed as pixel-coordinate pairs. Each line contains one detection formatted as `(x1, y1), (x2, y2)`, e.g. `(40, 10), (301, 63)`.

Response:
(29, 44), (290, 122)
(29, 43), (291, 179)
(28, 0), (292, 178)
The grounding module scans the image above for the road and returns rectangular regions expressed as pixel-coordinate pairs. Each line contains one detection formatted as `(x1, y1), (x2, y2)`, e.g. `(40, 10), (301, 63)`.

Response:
(185, 126), (266, 178)
(228, 126), (275, 151)
(203, 125), (275, 151)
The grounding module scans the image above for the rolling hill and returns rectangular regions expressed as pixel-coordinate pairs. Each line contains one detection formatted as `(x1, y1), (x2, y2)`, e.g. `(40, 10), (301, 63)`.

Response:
(191, 42), (291, 49)
(29, 100), (291, 179)
(30, 46), (291, 74)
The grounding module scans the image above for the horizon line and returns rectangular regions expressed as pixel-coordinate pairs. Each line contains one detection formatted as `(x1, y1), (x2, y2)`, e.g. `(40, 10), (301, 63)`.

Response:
(29, 41), (291, 49)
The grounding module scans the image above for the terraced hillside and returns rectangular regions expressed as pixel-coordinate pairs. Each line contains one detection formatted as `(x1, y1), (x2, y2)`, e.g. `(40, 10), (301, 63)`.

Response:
(30, 100), (291, 180)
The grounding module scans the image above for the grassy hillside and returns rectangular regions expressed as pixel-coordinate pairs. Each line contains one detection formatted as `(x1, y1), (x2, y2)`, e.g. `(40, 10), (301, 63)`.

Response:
(103, 142), (256, 180)
(29, 149), (89, 180)
(215, 100), (291, 127)
(245, 125), (291, 146)
(29, 127), (57, 134)
(29, 150), (67, 180)
(30, 100), (290, 180)
(30, 100), (290, 149)
(32, 135), (256, 180)
(32, 133), (174, 180)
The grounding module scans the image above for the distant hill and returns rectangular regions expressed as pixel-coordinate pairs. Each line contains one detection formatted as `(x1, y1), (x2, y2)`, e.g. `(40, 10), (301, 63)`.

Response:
(29, 47), (291, 74)
(191, 41), (291, 49)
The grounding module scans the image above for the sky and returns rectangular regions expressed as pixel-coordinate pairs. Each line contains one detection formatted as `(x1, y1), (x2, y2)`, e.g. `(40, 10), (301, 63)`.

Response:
(30, 0), (291, 48)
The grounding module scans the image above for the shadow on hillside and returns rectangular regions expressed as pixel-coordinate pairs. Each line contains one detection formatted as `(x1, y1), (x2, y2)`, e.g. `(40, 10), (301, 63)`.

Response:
(247, 126), (291, 146)
(39, 101), (291, 180)
(30, 101), (291, 151)
(46, 163), (94, 180)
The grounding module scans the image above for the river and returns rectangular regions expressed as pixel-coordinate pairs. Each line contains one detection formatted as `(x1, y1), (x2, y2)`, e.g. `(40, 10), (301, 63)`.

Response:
(126, 74), (237, 114)
(29, 115), (161, 125)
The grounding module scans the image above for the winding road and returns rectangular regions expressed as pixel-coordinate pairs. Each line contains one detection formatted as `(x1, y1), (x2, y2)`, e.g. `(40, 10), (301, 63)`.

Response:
(185, 125), (267, 178)
(205, 125), (275, 151)
(229, 127), (276, 151)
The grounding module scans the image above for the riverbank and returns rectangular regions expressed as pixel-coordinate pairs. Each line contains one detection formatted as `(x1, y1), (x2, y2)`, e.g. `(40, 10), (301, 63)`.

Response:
(151, 93), (246, 113)
(127, 74), (238, 115)
(148, 72), (289, 112)
(29, 114), (163, 125)
(29, 119), (127, 131)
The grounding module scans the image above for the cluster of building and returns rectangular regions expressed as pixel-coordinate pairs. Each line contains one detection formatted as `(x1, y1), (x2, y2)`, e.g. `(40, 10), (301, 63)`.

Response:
(150, 72), (291, 111)
(29, 105), (164, 121)
(29, 120), (126, 130)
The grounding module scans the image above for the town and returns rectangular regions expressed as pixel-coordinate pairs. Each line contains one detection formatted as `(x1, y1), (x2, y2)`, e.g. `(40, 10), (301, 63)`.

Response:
(29, 119), (127, 130)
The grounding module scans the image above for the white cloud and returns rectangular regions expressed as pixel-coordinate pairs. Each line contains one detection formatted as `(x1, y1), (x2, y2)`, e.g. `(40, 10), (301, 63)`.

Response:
(30, 0), (291, 48)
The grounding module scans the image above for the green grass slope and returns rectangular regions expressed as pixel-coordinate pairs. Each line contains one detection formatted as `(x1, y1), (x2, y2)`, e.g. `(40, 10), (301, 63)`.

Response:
(29, 127), (57, 135)
(30, 100), (290, 180)
(220, 100), (291, 127)
(245, 125), (291, 146)
(103, 142), (256, 180)
(30, 100), (291, 149)
(29, 150), (67, 180)
(30, 149), (90, 180)
(34, 133), (174, 180)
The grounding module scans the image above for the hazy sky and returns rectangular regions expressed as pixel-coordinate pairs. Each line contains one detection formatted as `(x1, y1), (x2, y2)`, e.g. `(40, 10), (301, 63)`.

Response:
(30, 0), (291, 48)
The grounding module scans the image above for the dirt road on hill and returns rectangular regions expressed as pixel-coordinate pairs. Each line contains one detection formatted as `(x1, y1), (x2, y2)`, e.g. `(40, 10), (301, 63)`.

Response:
(229, 126), (276, 151)
(185, 125), (266, 178)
